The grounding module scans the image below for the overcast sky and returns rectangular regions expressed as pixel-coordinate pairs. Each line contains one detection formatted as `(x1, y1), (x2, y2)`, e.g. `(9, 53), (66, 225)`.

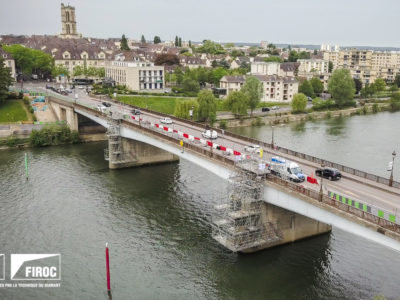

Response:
(1, 0), (399, 47)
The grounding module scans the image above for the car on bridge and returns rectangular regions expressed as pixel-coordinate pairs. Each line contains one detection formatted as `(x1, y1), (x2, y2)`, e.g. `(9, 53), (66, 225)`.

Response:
(102, 102), (112, 107)
(131, 109), (141, 115)
(160, 117), (173, 124)
(202, 130), (218, 140)
(244, 144), (262, 154)
(315, 167), (342, 181)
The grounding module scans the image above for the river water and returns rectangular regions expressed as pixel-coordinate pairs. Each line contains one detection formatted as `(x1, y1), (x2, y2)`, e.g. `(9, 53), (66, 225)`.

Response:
(0, 112), (399, 299)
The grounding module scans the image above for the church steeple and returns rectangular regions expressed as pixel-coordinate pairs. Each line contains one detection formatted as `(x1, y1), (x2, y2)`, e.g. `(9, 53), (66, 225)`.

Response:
(60, 3), (80, 38)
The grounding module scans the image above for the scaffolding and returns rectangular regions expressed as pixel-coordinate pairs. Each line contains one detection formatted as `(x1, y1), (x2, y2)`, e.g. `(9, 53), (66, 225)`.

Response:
(104, 112), (136, 164)
(212, 159), (281, 252)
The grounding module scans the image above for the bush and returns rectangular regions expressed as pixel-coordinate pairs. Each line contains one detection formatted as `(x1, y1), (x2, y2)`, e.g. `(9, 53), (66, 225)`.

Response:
(29, 125), (80, 147)
(251, 117), (264, 126)
(6, 136), (17, 147)
(219, 120), (227, 129)
(326, 111), (332, 119)
(372, 103), (379, 113)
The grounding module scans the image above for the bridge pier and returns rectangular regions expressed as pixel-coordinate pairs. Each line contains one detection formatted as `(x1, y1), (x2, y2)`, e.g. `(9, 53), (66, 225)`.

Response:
(108, 137), (179, 169)
(242, 203), (332, 253)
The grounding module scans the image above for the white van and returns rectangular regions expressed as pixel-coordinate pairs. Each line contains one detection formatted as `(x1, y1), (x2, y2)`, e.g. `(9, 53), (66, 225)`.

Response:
(269, 156), (306, 182)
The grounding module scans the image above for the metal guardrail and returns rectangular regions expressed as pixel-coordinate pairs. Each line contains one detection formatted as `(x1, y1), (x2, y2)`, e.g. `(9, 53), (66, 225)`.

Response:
(267, 176), (400, 234)
(44, 90), (400, 188)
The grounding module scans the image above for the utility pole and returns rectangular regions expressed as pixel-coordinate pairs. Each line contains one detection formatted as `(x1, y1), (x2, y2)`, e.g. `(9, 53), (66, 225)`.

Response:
(389, 150), (396, 187)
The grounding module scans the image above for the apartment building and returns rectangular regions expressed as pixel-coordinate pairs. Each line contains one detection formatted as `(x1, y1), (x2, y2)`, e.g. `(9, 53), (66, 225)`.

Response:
(105, 52), (164, 92)
(323, 49), (400, 84)
(297, 59), (330, 90)
(219, 74), (298, 102)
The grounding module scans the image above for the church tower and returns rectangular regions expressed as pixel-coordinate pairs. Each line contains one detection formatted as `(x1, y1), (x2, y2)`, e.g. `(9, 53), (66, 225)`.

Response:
(60, 3), (80, 38)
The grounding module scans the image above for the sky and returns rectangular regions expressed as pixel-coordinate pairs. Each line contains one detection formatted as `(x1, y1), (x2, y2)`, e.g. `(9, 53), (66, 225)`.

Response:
(1, 0), (400, 47)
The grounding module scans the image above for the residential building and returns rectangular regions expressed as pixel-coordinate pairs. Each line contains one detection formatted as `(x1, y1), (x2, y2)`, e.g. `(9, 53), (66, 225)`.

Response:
(251, 62), (280, 76)
(219, 75), (245, 95)
(105, 52), (164, 92)
(219, 74), (298, 102)
(297, 59), (329, 74)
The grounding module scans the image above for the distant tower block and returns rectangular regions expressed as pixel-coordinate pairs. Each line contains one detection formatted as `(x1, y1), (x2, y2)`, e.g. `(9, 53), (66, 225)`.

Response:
(60, 3), (80, 39)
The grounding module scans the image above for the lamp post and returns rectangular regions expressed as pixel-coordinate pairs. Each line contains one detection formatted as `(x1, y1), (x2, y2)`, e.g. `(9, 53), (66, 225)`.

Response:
(389, 150), (396, 187)
(271, 126), (274, 149)
(319, 163), (325, 201)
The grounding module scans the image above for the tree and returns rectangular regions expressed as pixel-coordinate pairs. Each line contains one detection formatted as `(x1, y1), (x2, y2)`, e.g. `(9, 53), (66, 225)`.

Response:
(328, 69), (355, 107)
(52, 64), (69, 79)
(3, 44), (54, 77)
(174, 99), (199, 119)
(242, 76), (263, 115)
(374, 78), (386, 92)
(310, 77), (324, 95)
(174, 67), (184, 85)
(153, 36), (161, 44)
(263, 56), (283, 63)
(73, 65), (84, 77)
(155, 54), (180, 66)
(141, 35), (146, 43)
(395, 74), (400, 88)
(288, 50), (299, 62)
(225, 91), (248, 118)
(0, 56), (14, 103)
(182, 78), (200, 93)
(210, 67), (228, 86)
(298, 51), (311, 59)
(178, 37), (182, 47)
(120, 34), (130, 50)
(328, 61), (334, 73)
(196, 40), (225, 55)
(353, 78), (362, 94)
(211, 60), (218, 68)
(175, 36), (179, 47)
(299, 80), (315, 98)
(389, 85), (399, 93)
(189, 40), (192, 47)
(197, 90), (216, 124)
(360, 83), (376, 98)
(291, 93), (307, 113)
(389, 92), (400, 111)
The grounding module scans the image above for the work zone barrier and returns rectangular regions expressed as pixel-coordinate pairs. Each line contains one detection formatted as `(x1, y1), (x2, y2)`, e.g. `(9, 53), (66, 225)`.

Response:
(328, 191), (400, 225)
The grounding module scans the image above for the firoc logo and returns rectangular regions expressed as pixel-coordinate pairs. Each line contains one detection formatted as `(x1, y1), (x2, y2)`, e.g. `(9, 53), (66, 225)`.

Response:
(11, 254), (61, 280)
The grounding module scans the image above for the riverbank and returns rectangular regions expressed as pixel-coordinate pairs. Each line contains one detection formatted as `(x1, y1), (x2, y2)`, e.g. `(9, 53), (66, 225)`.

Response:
(218, 103), (391, 128)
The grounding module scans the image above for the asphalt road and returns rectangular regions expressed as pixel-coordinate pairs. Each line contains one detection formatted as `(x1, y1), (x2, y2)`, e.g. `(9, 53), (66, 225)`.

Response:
(21, 82), (400, 215)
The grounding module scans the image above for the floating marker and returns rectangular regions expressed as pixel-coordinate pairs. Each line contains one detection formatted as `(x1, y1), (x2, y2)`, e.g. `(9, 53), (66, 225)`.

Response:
(24, 153), (28, 179)
(105, 243), (112, 299)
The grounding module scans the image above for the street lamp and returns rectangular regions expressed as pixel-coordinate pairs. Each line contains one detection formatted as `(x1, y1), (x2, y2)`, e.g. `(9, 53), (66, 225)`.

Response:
(389, 150), (396, 187)
(319, 162), (325, 201)
(271, 126), (275, 149)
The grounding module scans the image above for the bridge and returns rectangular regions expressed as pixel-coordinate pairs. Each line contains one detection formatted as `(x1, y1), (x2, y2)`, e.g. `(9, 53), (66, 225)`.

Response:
(21, 87), (400, 253)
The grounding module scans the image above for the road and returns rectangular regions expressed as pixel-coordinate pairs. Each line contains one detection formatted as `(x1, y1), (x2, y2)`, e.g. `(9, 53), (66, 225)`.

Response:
(20, 82), (400, 215)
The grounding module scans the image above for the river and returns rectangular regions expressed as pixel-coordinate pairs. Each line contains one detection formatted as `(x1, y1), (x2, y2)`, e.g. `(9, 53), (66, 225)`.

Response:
(0, 111), (399, 299)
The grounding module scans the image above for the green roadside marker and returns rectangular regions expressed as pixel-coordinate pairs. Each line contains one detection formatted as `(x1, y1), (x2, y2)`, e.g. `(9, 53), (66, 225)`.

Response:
(24, 153), (28, 179)
(363, 204), (368, 212)
(389, 215), (396, 223)
(342, 197), (346, 204)
(336, 194), (340, 201)
(378, 210), (384, 218)
(355, 201), (360, 209)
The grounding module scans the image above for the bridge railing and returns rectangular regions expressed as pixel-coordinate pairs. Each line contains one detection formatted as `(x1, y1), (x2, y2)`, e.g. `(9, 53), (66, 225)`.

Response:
(267, 175), (400, 234)
(75, 102), (400, 236)
(47, 91), (400, 188)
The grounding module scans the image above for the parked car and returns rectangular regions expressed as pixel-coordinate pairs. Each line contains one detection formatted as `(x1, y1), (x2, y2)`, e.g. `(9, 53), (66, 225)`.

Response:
(271, 106), (280, 110)
(261, 107), (270, 112)
(307, 96), (313, 102)
(315, 167), (342, 181)
(102, 102), (112, 107)
(202, 130), (218, 139)
(244, 145), (262, 154)
(131, 109), (141, 115)
(160, 117), (173, 124)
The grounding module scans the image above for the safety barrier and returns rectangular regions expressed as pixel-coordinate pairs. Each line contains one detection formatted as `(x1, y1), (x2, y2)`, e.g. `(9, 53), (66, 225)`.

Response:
(266, 175), (400, 234)
(43, 90), (400, 188)
(328, 191), (400, 226)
